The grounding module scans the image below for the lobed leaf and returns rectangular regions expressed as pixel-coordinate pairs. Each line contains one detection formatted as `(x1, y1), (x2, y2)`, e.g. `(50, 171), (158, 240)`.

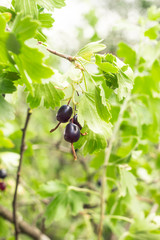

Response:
(14, 0), (38, 18)
(119, 168), (137, 197)
(12, 15), (40, 41)
(27, 82), (65, 109)
(0, 96), (15, 121)
(37, 0), (66, 11)
(77, 40), (106, 61)
(95, 85), (111, 122)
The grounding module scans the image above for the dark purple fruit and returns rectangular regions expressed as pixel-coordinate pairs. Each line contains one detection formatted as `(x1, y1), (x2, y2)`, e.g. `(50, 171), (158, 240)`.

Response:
(0, 169), (7, 179)
(97, 179), (102, 187)
(64, 123), (80, 143)
(56, 105), (73, 123)
(71, 114), (82, 130)
(0, 182), (6, 191)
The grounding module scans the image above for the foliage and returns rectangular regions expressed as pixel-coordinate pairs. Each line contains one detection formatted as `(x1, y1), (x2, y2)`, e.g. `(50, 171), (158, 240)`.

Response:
(0, 1), (160, 240)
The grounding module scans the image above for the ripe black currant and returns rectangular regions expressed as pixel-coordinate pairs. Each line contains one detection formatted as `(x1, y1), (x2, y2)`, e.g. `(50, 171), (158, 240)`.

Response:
(0, 169), (7, 179)
(71, 114), (82, 130)
(64, 123), (80, 143)
(97, 179), (102, 187)
(0, 182), (6, 191)
(56, 105), (73, 123)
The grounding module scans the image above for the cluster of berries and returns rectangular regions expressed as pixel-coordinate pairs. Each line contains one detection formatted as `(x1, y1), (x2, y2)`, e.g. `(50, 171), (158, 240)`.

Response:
(0, 169), (7, 191)
(50, 105), (86, 160)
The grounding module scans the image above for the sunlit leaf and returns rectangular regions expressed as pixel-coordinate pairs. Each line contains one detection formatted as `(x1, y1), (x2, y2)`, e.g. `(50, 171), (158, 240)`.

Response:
(77, 40), (106, 61)
(0, 96), (15, 121)
(119, 168), (137, 197)
(27, 82), (65, 109)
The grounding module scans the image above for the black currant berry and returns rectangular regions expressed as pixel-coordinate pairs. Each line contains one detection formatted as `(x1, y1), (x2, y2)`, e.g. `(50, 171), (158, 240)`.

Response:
(0, 169), (7, 179)
(56, 105), (73, 123)
(97, 179), (102, 187)
(64, 123), (80, 143)
(0, 182), (6, 191)
(71, 114), (82, 130)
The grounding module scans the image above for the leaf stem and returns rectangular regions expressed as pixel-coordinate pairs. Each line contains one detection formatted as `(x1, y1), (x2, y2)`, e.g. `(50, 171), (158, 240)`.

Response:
(106, 215), (133, 223)
(69, 186), (100, 196)
(12, 108), (32, 240)
(98, 97), (129, 240)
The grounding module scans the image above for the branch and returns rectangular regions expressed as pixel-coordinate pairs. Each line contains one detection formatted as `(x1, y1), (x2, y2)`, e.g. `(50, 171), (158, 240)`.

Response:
(0, 205), (50, 240)
(98, 97), (129, 240)
(46, 48), (75, 62)
(38, 41), (84, 71)
(12, 108), (32, 240)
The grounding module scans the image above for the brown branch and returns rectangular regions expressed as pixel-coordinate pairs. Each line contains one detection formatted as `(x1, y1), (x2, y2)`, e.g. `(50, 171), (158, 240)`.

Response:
(46, 48), (75, 62)
(38, 41), (84, 71)
(0, 205), (50, 240)
(12, 108), (32, 240)
(38, 41), (75, 62)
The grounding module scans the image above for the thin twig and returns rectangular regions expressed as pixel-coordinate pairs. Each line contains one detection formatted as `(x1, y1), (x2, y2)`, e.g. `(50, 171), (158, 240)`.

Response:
(12, 108), (32, 240)
(38, 41), (84, 71)
(68, 186), (100, 196)
(98, 97), (129, 240)
(38, 41), (75, 62)
(46, 47), (75, 62)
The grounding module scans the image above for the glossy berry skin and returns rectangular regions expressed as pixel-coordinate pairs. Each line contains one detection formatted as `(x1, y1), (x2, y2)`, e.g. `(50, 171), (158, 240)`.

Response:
(0, 169), (7, 179)
(64, 123), (80, 143)
(71, 114), (82, 130)
(56, 105), (73, 123)
(0, 182), (6, 191)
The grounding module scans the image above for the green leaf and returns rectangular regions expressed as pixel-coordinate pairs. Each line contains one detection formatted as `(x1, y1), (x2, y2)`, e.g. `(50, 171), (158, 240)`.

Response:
(68, 190), (88, 215)
(119, 168), (137, 197)
(127, 215), (160, 240)
(0, 7), (16, 21)
(0, 130), (14, 148)
(45, 193), (68, 225)
(116, 69), (134, 100)
(41, 181), (88, 225)
(83, 130), (107, 155)
(95, 54), (118, 73)
(0, 14), (10, 66)
(14, 0), (38, 18)
(0, 96), (15, 121)
(12, 15), (40, 41)
(37, 0), (66, 11)
(0, 72), (19, 93)
(151, 60), (160, 92)
(133, 60), (160, 97)
(78, 92), (112, 135)
(95, 85), (111, 122)
(27, 82), (65, 109)
(14, 44), (54, 85)
(90, 151), (105, 169)
(45, 189), (88, 225)
(38, 180), (67, 197)
(77, 40), (106, 61)
(148, 5), (160, 21)
(105, 53), (116, 63)
(104, 73), (118, 90)
(117, 42), (136, 69)
(38, 13), (54, 28)
(145, 25), (160, 40)
(6, 33), (21, 54)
